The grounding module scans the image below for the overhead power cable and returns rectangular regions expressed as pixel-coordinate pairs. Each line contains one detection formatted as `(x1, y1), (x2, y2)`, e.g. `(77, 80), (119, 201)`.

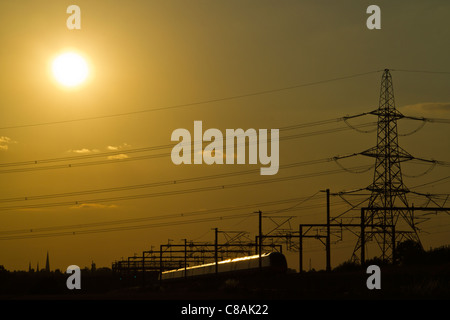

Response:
(410, 176), (450, 189)
(0, 165), (372, 211)
(0, 194), (361, 240)
(1, 118), (346, 168)
(0, 70), (383, 130)
(0, 122), (377, 174)
(0, 196), (318, 236)
(391, 69), (450, 75)
(398, 121), (427, 136)
(0, 213), (255, 240)
(401, 115), (450, 124)
(0, 157), (332, 203)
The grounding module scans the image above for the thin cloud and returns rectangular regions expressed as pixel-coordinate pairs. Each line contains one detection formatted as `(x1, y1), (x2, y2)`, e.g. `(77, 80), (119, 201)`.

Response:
(68, 148), (100, 154)
(0, 136), (17, 151)
(107, 143), (131, 151)
(68, 143), (131, 158)
(0, 137), (12, 144)
(107, 154), (129, 160)
(106, 143), (130, 160)
(399, 102), (450, 116)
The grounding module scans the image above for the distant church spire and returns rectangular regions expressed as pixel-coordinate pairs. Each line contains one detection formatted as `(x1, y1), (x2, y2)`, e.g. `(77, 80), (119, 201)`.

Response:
(45, 251), (50, 272)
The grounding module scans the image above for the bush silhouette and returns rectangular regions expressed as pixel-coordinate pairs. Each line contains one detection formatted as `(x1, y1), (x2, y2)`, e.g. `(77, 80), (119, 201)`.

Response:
(395, 240), (425, 265)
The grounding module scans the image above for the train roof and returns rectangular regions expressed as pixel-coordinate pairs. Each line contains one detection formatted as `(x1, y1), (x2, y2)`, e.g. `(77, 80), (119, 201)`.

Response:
(161, 252), (279, 274)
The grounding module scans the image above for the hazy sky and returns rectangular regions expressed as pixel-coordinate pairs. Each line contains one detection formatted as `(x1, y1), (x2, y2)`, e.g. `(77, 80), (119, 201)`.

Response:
(0, 0), (449, 272)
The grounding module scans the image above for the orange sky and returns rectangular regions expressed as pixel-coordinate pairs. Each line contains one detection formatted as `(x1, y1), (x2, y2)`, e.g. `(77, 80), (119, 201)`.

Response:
(0, 0), (449, 272)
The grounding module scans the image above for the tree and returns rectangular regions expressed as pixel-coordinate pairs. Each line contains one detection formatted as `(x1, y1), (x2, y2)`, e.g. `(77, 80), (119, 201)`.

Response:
(395, 240), (424, 265)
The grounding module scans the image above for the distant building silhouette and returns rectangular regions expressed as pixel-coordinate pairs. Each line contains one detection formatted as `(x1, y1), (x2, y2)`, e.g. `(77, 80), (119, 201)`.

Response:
(45, 251), (50, 272)
(37, 262), (39, 272)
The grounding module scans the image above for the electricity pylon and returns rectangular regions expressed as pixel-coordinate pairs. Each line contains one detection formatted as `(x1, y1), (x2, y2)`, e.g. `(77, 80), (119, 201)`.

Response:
(352, 69), (420, 263)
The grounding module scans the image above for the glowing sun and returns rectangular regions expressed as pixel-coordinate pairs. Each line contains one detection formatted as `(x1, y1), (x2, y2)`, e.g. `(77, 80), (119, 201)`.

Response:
(52, 52), (89, 87)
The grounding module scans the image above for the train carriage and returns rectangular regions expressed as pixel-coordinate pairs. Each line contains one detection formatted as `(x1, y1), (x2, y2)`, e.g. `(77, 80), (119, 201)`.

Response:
(160, 252), (287, 281)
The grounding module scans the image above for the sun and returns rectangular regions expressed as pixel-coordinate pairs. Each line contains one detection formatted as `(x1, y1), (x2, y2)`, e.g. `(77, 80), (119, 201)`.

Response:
(52, 52), (89, 87)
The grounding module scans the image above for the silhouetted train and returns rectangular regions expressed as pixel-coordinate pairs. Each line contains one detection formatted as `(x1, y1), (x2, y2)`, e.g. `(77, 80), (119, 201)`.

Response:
(160, 252), (287, 281)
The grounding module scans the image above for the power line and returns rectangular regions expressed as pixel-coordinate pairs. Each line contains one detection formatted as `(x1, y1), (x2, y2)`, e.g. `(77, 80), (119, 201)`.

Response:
(391, 69), (450, 75)
(0, 165), (372, 211)
(410, 176), (450, 189)
(402, 115), (450, 124)
(0, 212), (255, 241)
(0, 70), (383, 131)
(0, 192), (361, 240)
(0, 122), (377, 174)
(269, 191), (321, 214)
(0, 195), (345, 240)
(1, 116), (445, 175)
(0, 117), (366, 168)
(0, 158), (333, 203)
(0, 196), (316, 236)
(0, 195), (341, 238)
(0, 144), (175, 168)
(0, 156), (443, 210)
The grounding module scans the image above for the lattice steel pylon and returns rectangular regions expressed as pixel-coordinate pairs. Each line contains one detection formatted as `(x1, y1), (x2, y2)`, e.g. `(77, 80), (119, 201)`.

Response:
(352, 69), (421, 263)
